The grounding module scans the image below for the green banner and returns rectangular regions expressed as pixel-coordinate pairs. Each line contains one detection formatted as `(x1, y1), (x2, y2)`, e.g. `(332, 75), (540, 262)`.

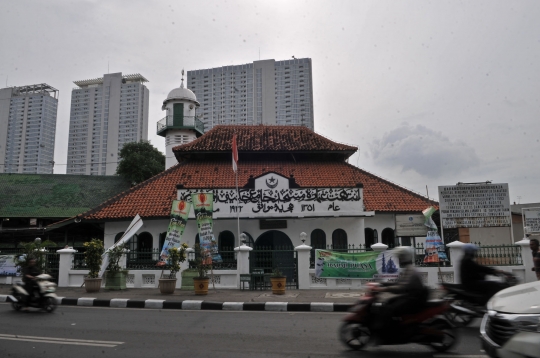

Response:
(192, 192), (222, 263)
(315, 249), (400, 280)
(159, 200), (191, 263)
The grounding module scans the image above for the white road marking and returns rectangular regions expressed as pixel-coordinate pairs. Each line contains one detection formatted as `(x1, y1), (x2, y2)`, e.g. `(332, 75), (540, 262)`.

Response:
(434, 355), (488, 358)
(0, 334), (123, 347)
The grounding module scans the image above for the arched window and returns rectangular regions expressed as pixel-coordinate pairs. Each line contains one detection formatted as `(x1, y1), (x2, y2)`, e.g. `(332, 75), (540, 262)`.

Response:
(310, 229), (326, 249)
(218, 230), (235, 251)
(381, 228), (395, 248)
(332, 229), (348, 250)
(114, 232), (125, 243)
(364, 228), (375, 249)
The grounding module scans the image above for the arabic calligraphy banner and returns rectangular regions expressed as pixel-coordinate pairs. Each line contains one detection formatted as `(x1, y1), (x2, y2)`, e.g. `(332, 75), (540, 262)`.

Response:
(192, 192), (222, 263)
(159, 200), (191, 264)
(314, 249), (400, 280)
(178, 187), (366, 218)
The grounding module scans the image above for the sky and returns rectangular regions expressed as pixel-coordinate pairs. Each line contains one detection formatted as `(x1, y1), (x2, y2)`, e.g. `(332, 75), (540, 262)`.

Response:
(1, 0), (539, 204)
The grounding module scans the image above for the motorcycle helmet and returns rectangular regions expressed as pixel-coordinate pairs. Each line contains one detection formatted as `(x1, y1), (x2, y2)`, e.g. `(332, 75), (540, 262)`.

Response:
(462, 243), (478, 258)
(393, 246), (414, 265)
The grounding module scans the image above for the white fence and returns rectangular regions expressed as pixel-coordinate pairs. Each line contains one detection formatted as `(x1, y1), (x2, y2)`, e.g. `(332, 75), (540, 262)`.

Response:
(49, 239), (535, 289)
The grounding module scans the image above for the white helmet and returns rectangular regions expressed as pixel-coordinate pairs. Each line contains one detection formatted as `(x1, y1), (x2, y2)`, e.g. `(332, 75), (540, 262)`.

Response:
(393, 246), (414, 265)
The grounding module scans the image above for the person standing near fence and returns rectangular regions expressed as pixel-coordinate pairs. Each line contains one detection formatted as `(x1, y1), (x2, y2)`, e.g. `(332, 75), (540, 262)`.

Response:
(530, 238), (540, 281)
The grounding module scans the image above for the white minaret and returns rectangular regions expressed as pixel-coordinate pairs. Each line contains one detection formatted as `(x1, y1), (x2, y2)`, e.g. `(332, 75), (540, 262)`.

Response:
(158, 71), (203, 169)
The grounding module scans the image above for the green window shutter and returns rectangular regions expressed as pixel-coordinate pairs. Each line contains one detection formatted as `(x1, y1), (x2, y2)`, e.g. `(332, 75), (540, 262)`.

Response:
(173, 103), (184, 126)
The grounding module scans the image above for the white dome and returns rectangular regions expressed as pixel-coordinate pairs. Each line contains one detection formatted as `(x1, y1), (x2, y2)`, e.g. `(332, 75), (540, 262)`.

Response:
(166, 86), (198, 103)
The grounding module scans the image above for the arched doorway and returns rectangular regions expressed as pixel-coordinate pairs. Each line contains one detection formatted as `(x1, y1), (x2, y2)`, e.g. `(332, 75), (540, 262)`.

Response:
(381, 228), (395, 248)
(332, 229), (348, 250)
(253, 231), (295, 283)
(364, 228), (375, 250)
(136, 232), (153, 261)
(218, 230), (235, 263)
(310, 229), (326, 264)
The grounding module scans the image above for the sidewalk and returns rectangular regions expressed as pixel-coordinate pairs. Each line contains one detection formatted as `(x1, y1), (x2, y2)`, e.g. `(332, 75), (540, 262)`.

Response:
(0, 285), (367, 312)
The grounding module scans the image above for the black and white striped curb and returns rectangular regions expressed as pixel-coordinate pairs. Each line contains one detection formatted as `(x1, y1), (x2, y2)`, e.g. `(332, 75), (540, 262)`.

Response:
(0, 295), (351, 312)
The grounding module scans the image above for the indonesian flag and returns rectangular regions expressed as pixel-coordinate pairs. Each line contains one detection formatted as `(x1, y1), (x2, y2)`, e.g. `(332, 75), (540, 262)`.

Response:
(232, 134), (238, 172)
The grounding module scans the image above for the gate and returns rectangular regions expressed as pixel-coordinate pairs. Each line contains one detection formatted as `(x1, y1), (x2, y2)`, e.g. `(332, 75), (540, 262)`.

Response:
(249, 247), (298, 289)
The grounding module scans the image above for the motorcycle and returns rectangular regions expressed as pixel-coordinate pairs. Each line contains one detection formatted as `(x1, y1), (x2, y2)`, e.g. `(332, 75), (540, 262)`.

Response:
(339, 283), (458, 352)
(9, 274), (58, 313)
(441, 271), (517, 327)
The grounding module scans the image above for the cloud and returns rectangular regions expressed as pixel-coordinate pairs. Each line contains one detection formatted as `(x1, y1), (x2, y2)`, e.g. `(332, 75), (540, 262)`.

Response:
(370, 124), (480, 178)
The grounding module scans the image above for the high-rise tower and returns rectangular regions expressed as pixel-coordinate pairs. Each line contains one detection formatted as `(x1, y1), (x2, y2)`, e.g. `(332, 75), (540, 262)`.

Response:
(187, 58), (314, 131)
(66, 73), (149, 175)
(0, 84), (58, 174)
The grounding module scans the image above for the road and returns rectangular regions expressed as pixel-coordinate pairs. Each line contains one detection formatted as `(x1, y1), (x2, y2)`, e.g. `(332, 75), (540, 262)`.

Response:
(0, 303), (489, 358)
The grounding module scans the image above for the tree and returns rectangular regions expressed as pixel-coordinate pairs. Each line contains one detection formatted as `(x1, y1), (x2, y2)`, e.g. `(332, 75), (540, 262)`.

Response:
(116, 141), (165, 185)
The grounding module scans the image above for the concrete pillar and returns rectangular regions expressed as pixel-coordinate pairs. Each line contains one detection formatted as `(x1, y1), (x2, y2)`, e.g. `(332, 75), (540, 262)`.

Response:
(516, 239), (535, 283)
(447, 241), (465, 284)
(295, 243), (312, 289)
(56, 248), (76, 287)
(234, 244), (253, 288)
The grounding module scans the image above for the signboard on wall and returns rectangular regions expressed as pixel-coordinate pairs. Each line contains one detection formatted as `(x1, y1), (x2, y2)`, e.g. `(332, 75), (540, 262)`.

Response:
(395, 214), (429, 236)
(438, 183), (511, 229)
(523, 207), (540, 233)
(177, 173), (370, 219)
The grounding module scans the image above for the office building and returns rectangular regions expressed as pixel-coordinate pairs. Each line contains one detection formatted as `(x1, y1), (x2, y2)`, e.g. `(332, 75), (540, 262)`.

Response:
(187, 58), (314, 130)
(66, 73), (149, 175)
(0, 84), (58, 174)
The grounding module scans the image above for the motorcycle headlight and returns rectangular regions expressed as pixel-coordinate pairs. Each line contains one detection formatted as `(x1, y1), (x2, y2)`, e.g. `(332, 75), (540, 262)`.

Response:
(513, 315), (540, 333)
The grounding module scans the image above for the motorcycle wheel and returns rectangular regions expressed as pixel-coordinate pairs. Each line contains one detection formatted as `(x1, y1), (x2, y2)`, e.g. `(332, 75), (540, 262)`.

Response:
(339, 322), (371, 350)
(11, 296), (23, 311)
(43, 297), (57, 313)
(444, 309), (474, 327)
(427, 318), (458, 352)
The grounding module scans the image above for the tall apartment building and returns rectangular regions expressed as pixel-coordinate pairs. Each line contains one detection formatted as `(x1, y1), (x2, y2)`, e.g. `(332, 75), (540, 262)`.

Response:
(66, 73), (149, 176)
(0, 84), (58, 174)
(187, 58), (314, 131)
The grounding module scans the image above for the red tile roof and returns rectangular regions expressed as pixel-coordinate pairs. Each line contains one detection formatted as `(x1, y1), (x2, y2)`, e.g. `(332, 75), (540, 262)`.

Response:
(173, 125), (357, 155)
(78, 160), (437, 221)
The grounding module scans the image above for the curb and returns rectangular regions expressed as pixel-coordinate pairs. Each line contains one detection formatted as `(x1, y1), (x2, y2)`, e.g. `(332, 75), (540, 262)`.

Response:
(0, 295), (351, 312)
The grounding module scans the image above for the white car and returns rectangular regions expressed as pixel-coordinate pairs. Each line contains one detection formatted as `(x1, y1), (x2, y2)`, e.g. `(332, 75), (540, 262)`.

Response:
(480, 280), (540, 358)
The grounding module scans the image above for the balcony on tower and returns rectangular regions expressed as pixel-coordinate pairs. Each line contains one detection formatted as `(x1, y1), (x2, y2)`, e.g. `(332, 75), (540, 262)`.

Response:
(156, 115), (205, 137)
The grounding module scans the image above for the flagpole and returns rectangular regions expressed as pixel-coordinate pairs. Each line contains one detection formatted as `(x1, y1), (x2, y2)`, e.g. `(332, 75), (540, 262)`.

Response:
(236, 166), (240, 246)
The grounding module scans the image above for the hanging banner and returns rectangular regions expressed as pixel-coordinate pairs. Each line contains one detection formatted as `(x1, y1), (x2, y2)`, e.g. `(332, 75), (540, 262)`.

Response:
(159, 200), (192, 264)
(314, 250), (399, 280)
(0, 255), (20, 276)
(423, 231), (449, 263)
(191, 192), (222, 263)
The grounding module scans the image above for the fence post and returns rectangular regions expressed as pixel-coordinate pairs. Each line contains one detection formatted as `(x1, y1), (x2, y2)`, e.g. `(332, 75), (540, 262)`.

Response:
(371, 243), (388, 252)
(515, 239), (535, 283)
(295, 242), (312, 289)
(447, 241), (465, 284)
(56, 248), (76, 287)
(234, 244), (252, 288)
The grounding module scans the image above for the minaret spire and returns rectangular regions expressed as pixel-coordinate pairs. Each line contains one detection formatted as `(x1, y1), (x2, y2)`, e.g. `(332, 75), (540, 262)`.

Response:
(181, 69), (185, 88)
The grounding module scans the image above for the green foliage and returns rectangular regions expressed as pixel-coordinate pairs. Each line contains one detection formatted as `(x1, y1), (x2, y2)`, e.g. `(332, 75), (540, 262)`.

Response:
(272, 267), (284, 277)
(193, 243), (212, 279)
(106, 243), (128, 276)
(165, 243), (188, 279)
(115, 141), (165, 185)
(15, 238), (56, 274)
(83, 239), (104, 279)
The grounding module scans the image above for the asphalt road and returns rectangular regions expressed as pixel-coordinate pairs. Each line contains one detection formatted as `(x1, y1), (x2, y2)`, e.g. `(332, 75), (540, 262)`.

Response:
(0, 303), (489, 358)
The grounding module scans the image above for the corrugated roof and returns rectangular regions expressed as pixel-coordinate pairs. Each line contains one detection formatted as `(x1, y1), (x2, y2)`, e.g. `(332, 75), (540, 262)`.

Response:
(0, 174), (131, 218)
(77, 160), (437, 221)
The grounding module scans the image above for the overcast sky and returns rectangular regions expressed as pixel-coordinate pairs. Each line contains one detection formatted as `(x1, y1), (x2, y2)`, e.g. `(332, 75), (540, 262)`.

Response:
(1, 0), (539, 203)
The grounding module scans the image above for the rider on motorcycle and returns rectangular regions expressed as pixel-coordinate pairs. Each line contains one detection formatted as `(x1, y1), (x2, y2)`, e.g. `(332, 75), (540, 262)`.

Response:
(459, 244), (507, 304)
(372, 246), (430, 333)
(22, 258), (40, 310)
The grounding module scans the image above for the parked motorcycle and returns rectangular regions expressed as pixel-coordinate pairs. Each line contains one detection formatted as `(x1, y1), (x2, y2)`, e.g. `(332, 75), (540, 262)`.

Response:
(9, 274), (58, 313)
(441, 271), (517, 327)
(339, 283), (458, 352)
